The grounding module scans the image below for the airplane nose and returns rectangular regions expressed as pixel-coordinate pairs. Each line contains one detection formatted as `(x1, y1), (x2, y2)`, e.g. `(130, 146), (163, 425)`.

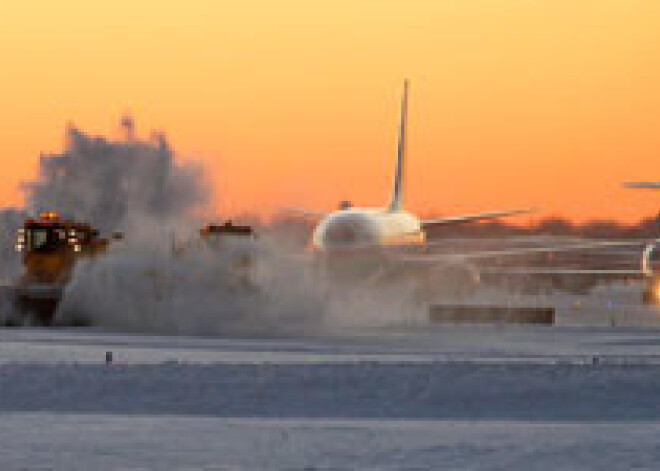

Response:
(325, 225), (357, 246)
(319, 215), (378, 250)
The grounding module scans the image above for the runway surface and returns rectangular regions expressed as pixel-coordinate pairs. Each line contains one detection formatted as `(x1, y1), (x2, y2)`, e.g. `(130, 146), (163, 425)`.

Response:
(2, 286), (660, 470)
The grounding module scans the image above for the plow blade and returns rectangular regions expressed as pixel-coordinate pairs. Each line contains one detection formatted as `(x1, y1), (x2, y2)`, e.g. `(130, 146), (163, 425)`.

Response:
(0, 284), (63, 326)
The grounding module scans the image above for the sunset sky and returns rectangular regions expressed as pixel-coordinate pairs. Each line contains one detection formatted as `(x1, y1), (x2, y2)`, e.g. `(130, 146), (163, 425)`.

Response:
(1, 1), (659, 222)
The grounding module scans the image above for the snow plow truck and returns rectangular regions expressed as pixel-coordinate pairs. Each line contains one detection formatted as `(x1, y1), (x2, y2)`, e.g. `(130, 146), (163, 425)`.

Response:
(1, 212), (113, 325)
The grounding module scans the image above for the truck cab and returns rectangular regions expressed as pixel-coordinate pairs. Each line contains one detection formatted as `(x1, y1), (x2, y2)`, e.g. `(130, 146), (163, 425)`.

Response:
(200, 221), (257, 288)
(16, 212), (107, 283)
(12, 212), (109, 324)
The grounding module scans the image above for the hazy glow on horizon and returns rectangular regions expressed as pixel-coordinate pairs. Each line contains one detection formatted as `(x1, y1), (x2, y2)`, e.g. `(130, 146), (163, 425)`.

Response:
(1, 0), (659, 222)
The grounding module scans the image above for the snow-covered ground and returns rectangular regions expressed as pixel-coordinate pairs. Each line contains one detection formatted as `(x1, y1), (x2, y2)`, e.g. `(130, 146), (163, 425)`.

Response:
(3, 291), (660, 469)
(3, 415), (660, 470)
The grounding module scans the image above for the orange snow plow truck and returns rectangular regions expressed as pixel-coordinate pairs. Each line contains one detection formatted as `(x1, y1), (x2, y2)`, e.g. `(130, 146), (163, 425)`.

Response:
(1, 212), (113, 325)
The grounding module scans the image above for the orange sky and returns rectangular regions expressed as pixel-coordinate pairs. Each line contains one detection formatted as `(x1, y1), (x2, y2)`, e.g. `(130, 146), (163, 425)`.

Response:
(1, 0), (659, 223)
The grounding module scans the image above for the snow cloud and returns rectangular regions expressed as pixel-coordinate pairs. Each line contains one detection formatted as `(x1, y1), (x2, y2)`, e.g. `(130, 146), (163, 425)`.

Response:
(21, 118), (209, 234)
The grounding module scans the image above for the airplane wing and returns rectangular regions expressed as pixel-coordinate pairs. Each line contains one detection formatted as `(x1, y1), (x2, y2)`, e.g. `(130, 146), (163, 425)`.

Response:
(421, 235), (597, 249)
(392, 239), (652, 264)
(623, 182), (660, 189)
(422, 208), (534, 228)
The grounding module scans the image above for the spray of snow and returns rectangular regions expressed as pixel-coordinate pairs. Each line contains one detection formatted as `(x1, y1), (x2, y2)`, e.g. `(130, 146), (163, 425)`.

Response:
(22, 120), (209, 234)
(56, 231), (430, 335)
(2, 119), (451, 334)
(0, 209), (27, 280)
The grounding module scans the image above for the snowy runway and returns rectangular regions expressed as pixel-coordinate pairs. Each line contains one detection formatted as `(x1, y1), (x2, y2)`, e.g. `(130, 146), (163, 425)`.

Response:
(2, 323), (660, 469)
(3, 414), (660, 470)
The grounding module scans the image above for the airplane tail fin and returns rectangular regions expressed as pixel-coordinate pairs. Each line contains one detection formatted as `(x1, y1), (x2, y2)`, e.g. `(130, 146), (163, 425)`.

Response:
(388, 79), (409, 212)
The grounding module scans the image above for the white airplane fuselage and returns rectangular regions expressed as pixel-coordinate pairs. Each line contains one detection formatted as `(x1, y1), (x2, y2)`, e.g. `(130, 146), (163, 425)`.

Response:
(312, 208), (425, 252)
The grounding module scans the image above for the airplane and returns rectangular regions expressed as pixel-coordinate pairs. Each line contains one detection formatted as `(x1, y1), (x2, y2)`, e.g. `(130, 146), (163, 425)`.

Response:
(306, 80), (656, 298)
(311, 80), (533, 253)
